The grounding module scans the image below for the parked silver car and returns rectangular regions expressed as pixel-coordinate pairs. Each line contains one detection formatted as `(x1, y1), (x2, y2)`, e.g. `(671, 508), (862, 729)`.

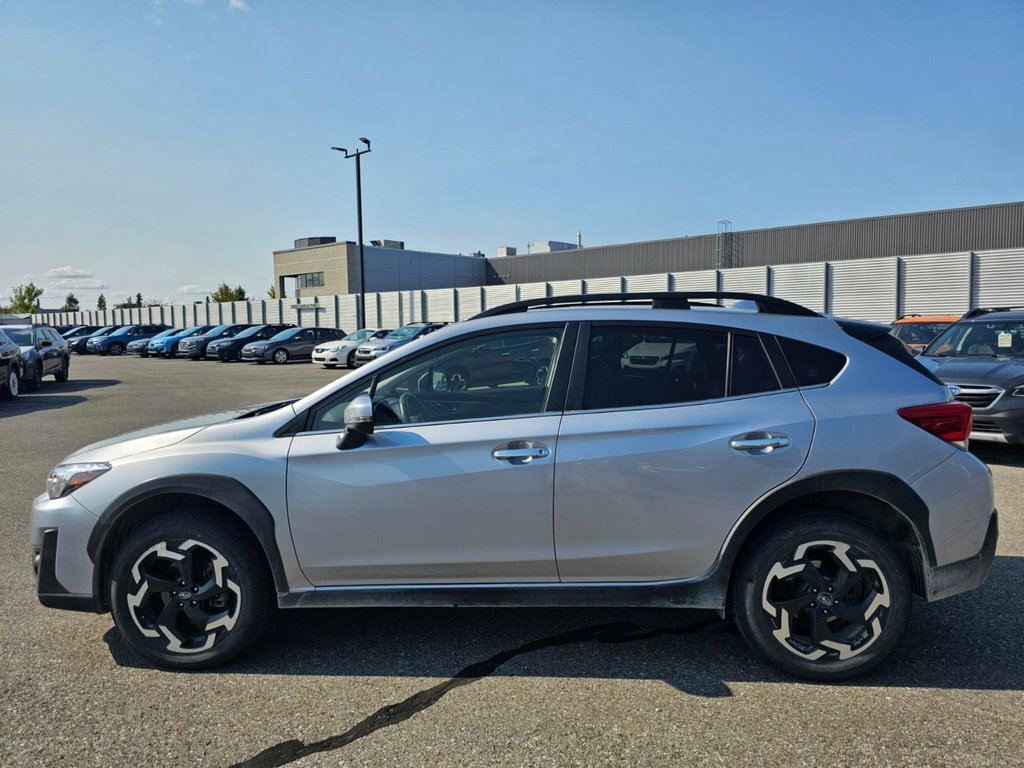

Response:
(31, 292), (996, 679)
(353, 322), (446, 366)
(312, 328), (391, 369)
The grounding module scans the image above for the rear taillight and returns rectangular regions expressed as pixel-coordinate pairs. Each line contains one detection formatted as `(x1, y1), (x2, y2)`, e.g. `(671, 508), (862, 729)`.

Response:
(898, 401), (973, 447)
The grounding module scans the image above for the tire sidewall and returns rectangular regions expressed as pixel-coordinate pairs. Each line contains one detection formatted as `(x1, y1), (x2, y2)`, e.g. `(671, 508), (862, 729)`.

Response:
(109, 515), (272, 670)
(731, 516), (911, 681)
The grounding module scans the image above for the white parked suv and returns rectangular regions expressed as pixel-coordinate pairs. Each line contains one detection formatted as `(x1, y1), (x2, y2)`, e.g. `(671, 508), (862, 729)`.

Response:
(31, 292), (996, 679)
(312, 328), (391, 369)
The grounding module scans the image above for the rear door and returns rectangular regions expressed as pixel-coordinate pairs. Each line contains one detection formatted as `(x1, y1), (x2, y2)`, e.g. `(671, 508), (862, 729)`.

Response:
(553, 323), (814, 582)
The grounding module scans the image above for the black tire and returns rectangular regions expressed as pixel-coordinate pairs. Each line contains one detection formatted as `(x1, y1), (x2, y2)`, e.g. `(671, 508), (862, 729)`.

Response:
(54, 357), (70, 383)
(323, 363), (337, 369)
(109, 511), (274, 671)
(346, 350), (357, 368)
(272, 348), (288, 365)
(25, 362), (43, 391)
(109, 342), (125, 356)
(256, 359), (266, 365)
(731, 515), (910, 681)
(1, 367), (20, 400)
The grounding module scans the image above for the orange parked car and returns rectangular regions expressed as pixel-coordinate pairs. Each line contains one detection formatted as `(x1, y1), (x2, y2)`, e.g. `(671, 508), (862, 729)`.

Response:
(890, 314), (960, 351)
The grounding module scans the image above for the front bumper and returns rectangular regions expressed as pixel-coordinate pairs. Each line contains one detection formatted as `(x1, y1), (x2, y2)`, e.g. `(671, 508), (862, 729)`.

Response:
(240, 348), (270, 361)
(924, 511), (998, 601)
(32, 492), (104, 613)
(969, 400), (1024, 444)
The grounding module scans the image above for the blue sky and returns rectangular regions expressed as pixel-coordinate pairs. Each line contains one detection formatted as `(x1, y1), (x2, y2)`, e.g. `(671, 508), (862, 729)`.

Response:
(1, 1), (1022, 309)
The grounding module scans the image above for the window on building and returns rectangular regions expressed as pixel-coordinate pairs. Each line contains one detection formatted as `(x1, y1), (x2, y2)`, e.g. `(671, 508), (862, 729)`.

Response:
(296, 272), (325, 289)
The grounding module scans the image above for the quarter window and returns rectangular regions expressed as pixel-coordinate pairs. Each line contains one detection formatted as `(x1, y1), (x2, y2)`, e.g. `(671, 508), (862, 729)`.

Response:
(582, 326), (728, 410)
(730, 334), (781, 397)
(777, 337), (846, 386)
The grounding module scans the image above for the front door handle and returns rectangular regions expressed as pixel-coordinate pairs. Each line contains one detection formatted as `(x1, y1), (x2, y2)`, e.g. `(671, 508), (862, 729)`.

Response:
(730, 432), (791, 454)
(492, 442), (550, 464)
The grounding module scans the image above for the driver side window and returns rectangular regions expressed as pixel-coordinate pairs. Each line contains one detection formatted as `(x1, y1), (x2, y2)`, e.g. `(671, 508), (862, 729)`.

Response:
(308, 326), (565, 431)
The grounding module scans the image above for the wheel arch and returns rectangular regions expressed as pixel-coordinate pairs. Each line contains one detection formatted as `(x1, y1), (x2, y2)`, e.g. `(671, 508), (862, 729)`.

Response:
(717, 471), (934, 602)
(87, 474), (289, 610)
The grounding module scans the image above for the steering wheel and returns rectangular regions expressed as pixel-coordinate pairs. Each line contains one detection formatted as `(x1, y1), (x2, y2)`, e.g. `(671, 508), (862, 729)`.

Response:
(398, 392), (430, 423)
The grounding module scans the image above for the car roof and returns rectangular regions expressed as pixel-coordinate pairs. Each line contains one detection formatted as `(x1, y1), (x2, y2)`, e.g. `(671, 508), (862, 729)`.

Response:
(892, 315), (960, 323)
(963, 311), (1024, 322)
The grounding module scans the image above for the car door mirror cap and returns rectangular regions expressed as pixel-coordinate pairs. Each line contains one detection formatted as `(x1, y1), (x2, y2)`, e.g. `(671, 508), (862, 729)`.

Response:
(337, 394), (374, 450)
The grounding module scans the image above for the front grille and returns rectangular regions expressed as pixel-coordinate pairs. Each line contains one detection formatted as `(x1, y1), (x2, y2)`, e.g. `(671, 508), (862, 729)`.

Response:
(953, 385), (1003, 410)
(971, 418), (1003, 434)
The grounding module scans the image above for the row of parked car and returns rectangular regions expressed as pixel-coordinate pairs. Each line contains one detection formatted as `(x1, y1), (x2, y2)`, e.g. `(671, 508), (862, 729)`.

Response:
(55, 320), (450, 367)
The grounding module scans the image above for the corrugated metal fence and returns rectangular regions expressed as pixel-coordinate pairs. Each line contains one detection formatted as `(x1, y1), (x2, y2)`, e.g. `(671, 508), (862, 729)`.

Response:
(38, 248), (1024, 330)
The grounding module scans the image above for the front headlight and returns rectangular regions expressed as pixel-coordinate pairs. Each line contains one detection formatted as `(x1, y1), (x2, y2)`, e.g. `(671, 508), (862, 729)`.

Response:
(47, 463), (111, 500)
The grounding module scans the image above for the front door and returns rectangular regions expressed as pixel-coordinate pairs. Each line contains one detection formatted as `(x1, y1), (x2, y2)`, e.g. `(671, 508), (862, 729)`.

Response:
(554, 324), (814, 582)
(286, 324), (570, 585)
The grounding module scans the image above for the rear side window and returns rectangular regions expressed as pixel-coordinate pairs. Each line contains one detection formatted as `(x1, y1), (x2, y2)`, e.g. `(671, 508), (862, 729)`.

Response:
(731, 334), (781, 396)
(777, 337), (847, 386)
(582, 326), (728, 410)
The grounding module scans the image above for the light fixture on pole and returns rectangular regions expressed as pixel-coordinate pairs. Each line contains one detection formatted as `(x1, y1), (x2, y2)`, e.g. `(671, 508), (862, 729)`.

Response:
(331, 138), (372, 327)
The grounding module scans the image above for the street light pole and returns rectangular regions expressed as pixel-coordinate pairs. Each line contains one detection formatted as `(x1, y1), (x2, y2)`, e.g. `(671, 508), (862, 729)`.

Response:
(331, 138), (372, 327)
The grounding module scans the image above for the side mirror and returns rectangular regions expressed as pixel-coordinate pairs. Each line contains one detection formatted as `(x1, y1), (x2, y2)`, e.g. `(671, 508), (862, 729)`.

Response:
(38, 339), (52, 348)
(336, 394), (374, 450)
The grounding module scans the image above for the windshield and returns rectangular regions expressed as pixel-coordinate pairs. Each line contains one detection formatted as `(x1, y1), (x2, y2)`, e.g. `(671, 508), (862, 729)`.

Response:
(151, 328), (181, 340)
(892, 322), (951, 345)
(384, 325), (423, 341)
(345, 329), (373, 341)
(110, 326), (134, 336)
(924, 320), (1024, 357)
(181, 326), (211, 337)
(268, 328), (300, 341)
(233, 325), (265, 339)
(203, 324), (234, 337)
(5, 328), (32, 345)
(90, 326), (115, 337)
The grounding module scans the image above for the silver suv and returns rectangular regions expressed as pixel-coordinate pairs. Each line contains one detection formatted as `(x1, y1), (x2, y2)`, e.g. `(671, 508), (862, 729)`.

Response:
(31, 292), (997, 680)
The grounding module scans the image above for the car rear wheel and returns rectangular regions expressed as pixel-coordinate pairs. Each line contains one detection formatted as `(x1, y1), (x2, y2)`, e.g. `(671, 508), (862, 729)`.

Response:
(54, 358), (70, 382)
(25, 362), (43, 391)
(731, 515), (910, 681)
(109, 511), (273, 670)
(272, 349), (288, 365)
(1, 368), (20, 400)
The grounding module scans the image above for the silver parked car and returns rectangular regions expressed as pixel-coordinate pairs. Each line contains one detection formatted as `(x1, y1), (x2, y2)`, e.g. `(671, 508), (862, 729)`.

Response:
(31, 292), (996, 679)
(312, 328), (392, 369)
(353, 322), (446, 366)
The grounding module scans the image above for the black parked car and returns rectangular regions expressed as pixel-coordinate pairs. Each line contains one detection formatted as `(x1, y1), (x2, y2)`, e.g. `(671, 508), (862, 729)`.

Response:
(70, 326), (122, 354)
(0, 329), (23, 400)
(240, 327), (345, 364)
(175, 323), (252, 360)
(62, 326), (101, 342)
(205, 324), (296, 361)
(4, 325), (71, 390)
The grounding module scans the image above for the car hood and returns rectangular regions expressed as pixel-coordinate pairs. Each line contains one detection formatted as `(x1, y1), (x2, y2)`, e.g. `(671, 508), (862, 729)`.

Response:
(61, 400), (296, 464)
(360, 337), (409, 350)
(920, 355), (1024, 387)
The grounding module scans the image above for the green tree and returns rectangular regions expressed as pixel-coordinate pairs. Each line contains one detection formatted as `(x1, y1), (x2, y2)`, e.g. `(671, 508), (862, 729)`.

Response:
(60, 292), (80, 312)
(136, 292), (143, 307)
(97, 293), (107, 311)
(209, 283), (247, 302)
(267, 284), (277, 299)
(9, 283), (44, 313)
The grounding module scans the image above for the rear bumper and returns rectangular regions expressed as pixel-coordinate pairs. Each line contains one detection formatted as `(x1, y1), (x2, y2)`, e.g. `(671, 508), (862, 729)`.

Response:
(925, 511), (998, 601)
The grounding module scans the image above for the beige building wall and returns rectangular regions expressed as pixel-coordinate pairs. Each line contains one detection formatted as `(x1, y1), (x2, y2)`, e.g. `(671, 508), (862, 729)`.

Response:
(273, 242), (353, 298)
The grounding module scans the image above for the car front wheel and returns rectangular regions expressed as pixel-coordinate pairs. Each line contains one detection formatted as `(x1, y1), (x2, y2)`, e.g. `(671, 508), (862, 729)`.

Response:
(109, 511), (273, 670)
(272, 349), (288, 364)
(54, 358), (70, 382)
(1, 367), (20, 399)
(731, 515), (911, 681)
(25, 362), (43, 391)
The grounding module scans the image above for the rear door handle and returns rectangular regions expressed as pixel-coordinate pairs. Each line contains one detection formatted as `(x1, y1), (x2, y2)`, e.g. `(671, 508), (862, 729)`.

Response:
(730, 432), (791, 454)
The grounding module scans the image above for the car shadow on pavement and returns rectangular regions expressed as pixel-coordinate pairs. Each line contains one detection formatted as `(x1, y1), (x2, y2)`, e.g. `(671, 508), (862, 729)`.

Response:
(103, 555), (1024, 697)
(972, 444), (1024, 468)
(0, 394), (88, 416)
(42, 378), (121, 393)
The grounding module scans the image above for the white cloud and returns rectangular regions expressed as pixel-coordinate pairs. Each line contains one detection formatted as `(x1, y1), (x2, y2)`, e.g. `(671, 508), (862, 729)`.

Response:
(44, 265), (95, 279)
(228, 0), (250, 12)
(176, 284), (211, 295)
(47, 278), (111, 290)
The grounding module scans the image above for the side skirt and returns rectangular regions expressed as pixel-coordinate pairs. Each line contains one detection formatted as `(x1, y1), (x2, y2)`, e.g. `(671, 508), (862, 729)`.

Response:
(278, 576), (728, 612)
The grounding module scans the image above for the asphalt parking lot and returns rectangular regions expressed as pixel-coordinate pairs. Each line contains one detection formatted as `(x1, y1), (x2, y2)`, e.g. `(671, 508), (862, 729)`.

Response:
(1, 355), (1022, 767)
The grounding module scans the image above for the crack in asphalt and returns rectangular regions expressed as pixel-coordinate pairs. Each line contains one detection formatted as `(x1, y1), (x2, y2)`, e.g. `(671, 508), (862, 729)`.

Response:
(230, 617), (725, 768)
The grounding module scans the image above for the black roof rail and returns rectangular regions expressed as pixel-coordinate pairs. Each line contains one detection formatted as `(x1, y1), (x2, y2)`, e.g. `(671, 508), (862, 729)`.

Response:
(472, 291), (820, 319)
(962, 306), (1024, 319)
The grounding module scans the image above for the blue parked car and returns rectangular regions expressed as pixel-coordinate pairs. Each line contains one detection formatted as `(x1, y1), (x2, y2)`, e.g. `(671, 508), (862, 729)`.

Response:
(86, 324), (170, 356)
(127, 328), (182, 357)
(70, 326), (123, 355)
(147, 326), (213, 358)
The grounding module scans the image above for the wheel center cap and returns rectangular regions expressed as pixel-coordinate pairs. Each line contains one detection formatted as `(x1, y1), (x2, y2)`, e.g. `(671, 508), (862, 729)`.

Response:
(816, 593), (834, 608)
(177, 590), (193, 600)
